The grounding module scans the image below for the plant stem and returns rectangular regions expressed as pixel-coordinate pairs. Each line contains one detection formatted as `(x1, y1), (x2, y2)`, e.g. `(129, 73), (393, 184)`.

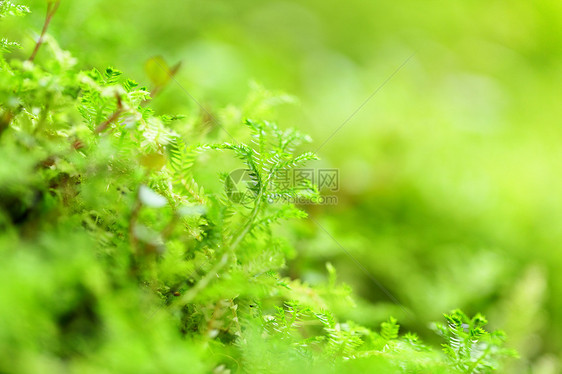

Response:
(177, 190), (264, 306)
(0, 111), (14, 136)
(94, 94), (123, 134)
(28, 0), (60, 62)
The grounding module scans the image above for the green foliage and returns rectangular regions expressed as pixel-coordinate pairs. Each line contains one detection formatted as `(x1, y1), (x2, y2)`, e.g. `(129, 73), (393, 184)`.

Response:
(432, 310), (518, 374)
(0, 1), (28, 51)
(0, 3), (517, 373)
(0, 0), (29, 18)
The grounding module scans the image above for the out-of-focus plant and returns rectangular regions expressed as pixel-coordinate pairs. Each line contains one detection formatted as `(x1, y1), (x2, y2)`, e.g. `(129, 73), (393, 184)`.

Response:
(0, 2), (516, 373)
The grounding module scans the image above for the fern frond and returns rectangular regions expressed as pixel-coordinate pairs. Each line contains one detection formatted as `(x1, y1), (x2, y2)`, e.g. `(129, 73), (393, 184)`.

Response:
(0, 1), (29, 18)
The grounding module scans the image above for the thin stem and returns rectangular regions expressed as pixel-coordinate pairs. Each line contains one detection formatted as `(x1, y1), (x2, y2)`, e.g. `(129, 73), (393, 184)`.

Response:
(466, 343), (492, 374)
(28, 1), (61, 62)
(142, 61), (181, 106)
(176, 189), (264, 306)
(94, 94), (123, 134)
(0, 110), (14, 136)
(33, 100), (50, 135)
(0, 105), (23, 136)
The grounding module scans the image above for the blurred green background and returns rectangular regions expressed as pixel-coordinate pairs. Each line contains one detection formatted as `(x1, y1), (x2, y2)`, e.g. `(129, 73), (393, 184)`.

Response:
(5, 0), (562, 371)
